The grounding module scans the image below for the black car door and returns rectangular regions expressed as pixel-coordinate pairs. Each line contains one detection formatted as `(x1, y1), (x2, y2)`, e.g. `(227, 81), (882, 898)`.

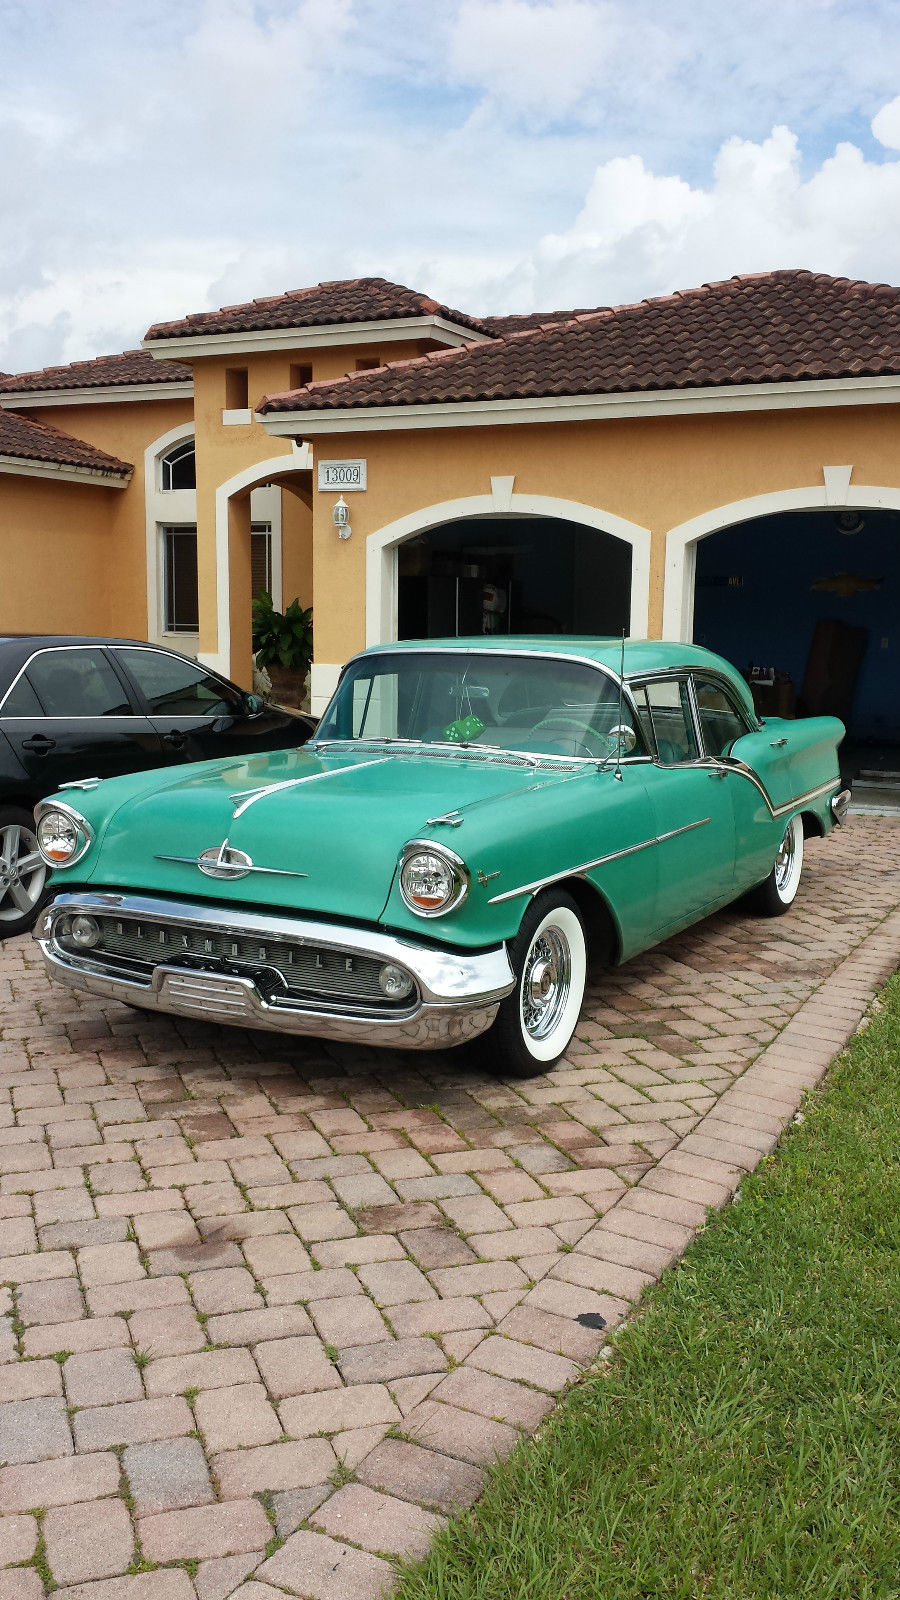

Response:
(110, 646), (306, 763)
(0, 646), (166, 791)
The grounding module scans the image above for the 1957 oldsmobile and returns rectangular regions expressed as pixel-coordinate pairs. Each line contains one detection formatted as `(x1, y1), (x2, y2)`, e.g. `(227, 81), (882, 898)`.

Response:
(33, 639), (849, 1077)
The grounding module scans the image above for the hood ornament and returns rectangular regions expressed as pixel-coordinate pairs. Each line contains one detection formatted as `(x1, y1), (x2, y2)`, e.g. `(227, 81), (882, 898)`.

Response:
(198, 841), (253, 880)
(155, 838), (308, 882)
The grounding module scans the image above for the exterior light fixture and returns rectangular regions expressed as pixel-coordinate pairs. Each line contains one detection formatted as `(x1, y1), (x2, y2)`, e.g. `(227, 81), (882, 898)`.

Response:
(332, 496), (352, 539)
(835, 511), (865, 536)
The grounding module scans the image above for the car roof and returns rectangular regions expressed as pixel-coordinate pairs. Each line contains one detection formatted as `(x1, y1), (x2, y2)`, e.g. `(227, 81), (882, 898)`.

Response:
(362, 634), (735, 675)
(357, 636), (758, 719)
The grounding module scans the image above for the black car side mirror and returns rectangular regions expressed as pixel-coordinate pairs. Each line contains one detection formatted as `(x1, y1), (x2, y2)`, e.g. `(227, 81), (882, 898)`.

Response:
(242, 693), (265, 718)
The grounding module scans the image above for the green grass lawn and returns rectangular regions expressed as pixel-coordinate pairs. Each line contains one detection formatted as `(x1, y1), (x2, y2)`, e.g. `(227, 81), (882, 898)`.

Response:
(395, 979), (900, 1600)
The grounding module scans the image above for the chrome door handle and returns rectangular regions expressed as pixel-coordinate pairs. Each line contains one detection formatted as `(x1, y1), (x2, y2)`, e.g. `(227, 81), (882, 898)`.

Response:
(770, 738), (788, 748)
(708, 767), (729, 778)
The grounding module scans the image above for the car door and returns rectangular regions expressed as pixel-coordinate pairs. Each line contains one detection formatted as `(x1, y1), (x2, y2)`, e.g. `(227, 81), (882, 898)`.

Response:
(630, 675), (737, 935)
(691, 673), (781, 894)
(0, 646), (165, 792)
(113, 646), (295, 764)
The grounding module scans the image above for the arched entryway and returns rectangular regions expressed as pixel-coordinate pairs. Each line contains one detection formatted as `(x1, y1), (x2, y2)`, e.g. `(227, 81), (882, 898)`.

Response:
(365, 490), (652, 649)
(203, 448), (312, 686)
(664, 484), (900, 789)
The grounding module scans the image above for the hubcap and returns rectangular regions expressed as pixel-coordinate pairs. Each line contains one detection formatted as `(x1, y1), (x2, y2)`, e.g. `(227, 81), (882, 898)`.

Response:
(521, 927), (571, 1040)
(774, 822), (796, 893)
(0, 823), (46, 924)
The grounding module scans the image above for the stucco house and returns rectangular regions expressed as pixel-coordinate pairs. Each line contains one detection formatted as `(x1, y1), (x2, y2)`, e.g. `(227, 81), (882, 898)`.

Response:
(2, 269), (899, 775)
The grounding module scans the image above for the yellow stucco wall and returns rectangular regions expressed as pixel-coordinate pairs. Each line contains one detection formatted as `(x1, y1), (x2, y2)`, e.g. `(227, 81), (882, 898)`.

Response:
(0, 475), (120, 634)
(1, 398), (193, 642)
(302, 401), (900, 665)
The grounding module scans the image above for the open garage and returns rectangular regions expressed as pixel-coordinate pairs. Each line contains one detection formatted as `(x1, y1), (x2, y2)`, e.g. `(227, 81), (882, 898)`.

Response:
(692, 506), (900, 790)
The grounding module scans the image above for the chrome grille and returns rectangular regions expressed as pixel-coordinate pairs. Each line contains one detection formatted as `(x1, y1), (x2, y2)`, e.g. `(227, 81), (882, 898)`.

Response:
(54, 913), (414, 1010)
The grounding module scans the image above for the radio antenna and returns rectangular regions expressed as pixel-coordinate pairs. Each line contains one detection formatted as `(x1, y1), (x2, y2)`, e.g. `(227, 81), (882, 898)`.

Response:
(613, 629), (626, 782)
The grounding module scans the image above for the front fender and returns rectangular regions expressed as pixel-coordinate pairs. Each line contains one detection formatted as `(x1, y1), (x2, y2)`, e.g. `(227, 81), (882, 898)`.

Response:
(378, 763), (657, 954)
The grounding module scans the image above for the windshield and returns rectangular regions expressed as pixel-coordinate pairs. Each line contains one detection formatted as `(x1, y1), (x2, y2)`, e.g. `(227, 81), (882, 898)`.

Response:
(315, 651), (636, 761)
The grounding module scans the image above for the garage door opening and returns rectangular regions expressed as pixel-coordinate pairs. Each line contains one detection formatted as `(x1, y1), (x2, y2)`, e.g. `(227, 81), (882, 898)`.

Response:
(692, 507), (900, 796)
(397, 515), (631, 640)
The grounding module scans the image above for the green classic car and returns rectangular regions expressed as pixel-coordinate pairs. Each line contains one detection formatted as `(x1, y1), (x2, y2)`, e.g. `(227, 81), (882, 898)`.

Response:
(33, 638), (849, 1077)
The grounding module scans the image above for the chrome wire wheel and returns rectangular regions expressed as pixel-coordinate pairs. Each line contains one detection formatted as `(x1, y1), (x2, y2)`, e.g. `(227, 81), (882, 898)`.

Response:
(773, 815), (804, 904)
(0, 819), (46, 928)
(521, 927), (572, 1041)
(513, 899), (587, 1067)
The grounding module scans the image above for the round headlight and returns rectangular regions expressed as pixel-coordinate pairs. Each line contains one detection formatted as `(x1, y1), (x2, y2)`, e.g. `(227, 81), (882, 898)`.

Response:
(399, 845), (469, 917)
(37, 810), (81, 864)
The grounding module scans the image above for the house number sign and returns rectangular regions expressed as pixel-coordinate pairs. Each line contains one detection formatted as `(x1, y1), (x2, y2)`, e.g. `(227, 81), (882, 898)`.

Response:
(317, 459), (367, 491)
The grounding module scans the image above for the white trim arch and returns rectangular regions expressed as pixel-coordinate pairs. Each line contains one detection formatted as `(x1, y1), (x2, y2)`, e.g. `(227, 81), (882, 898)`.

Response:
(663, 482), (900, 642)
(365, 491), (653, 650)
(144, 421), (196, 647)
(203, 445), (311, 677)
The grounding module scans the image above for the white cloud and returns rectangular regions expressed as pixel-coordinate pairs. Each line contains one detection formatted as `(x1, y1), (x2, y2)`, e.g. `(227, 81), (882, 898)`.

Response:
(471, 115), (900, 314)
(447, 0), (618, 119)
(872, 93), (900, 150)
(2, 1), (900, 369)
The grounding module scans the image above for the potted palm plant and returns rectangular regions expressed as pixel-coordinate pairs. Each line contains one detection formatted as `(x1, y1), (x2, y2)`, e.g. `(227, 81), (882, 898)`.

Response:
(252, 593), (313, 709)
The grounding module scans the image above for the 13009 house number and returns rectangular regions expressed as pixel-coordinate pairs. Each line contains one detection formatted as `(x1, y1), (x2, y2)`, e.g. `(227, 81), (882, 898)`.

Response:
(317, 459), (367, 491)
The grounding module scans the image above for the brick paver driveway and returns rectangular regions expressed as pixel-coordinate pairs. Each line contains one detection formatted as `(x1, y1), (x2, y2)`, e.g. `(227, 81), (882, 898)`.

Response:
(1, 816), (899, 1600)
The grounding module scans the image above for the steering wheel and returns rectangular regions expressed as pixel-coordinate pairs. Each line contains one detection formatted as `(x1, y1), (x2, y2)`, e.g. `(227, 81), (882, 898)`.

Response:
(531, 715), (615, 760)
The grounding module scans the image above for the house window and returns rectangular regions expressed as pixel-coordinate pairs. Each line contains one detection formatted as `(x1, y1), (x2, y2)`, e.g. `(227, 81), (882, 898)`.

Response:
(162, 526), (199, 632)
(355, 357), (380, 371)
(160, 440), (196, 491)
(251, 523), (272, 599)
(289, 363), (312, 390)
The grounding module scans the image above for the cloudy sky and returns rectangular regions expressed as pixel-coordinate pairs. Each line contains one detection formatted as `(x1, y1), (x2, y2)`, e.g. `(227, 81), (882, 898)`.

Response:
(2, 0), (900, 372)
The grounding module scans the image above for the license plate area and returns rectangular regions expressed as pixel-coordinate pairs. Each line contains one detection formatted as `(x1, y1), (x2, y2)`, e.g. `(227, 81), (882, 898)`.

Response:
(157, 968), (260, 1021)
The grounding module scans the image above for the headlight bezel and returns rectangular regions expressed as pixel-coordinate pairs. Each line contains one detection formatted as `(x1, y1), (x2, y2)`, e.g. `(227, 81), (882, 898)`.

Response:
(35, 801), (94, 869)
(398, 840), (470, 918)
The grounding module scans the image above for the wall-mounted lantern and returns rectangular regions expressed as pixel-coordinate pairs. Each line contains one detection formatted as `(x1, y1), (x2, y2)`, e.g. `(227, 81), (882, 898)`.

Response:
(332, 496), (352, 540)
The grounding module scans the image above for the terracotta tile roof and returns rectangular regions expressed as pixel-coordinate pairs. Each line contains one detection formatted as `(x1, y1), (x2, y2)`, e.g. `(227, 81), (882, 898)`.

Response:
(0, 411), (132, 478)
(259, 271), (900, 416)
(480, 308), (600, 334)
(144, 277), (490, 341)
(0, 349), (191, 395)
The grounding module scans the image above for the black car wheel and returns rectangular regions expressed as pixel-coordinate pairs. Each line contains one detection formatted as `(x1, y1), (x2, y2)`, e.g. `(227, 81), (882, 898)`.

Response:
(0, 807), (47, 937)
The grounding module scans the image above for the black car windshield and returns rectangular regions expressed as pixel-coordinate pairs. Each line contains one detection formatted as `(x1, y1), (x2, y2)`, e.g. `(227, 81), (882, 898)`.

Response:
(315, 651), (634, 761)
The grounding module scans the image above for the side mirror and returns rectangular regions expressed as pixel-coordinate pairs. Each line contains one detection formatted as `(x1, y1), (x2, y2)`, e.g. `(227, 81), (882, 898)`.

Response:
(610, 724), (637, 755)
(242, 693), (265, 718)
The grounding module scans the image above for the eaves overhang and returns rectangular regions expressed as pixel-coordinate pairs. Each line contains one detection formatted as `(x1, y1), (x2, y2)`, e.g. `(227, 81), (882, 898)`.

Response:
(143, 315), (491, 362)
(0, 455), (133, 486)
(259, 373), (900, 438)
(0, 381), (193, 410)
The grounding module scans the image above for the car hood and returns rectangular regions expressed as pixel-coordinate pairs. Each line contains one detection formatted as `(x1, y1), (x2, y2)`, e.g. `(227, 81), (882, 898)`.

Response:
(71, 745), (582, 924)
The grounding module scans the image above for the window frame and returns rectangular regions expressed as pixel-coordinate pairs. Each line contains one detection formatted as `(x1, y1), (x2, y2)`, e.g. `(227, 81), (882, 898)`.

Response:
(159, 439), (196, 492)
(160, 524), (200, 635)
(0, 645), (143, 719)
(113, 645), (244, 720)
(690, 671), (758, 761)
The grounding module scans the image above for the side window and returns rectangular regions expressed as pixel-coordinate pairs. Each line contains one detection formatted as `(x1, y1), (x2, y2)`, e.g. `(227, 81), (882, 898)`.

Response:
(693, 676), (749, 758)
(119, 649), (241, 718)
(629, 686), (656, 755)
(23, 650), (131, 718)
(642, 679), (699, 765)
(1, 674), (44, 718)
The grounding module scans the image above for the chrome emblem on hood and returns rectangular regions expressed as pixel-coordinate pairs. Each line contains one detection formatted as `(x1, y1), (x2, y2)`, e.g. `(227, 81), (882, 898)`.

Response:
(197, 843), (253, 880)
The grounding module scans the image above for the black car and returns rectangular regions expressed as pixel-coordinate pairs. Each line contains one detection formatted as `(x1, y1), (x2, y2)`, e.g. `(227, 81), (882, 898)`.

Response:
(0, 636), (316, 937)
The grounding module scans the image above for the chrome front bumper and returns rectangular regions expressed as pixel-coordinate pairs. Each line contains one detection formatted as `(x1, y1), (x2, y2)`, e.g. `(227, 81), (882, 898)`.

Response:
(36, 892), (515, 1051)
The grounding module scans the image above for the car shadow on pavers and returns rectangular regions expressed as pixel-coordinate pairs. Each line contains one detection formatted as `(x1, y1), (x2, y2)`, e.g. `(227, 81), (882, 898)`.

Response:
(1, 818), (899, 1598)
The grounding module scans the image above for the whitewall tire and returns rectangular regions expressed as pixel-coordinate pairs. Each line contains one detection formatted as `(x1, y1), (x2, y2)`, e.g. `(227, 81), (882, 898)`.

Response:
(750, 814), (804, 916)
(483, 890), (588, 1078)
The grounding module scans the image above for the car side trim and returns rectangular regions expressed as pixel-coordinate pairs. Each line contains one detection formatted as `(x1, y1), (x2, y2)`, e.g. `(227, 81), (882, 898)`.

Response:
(704, 763), (841, 817)
(487, 816), (712, 904)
